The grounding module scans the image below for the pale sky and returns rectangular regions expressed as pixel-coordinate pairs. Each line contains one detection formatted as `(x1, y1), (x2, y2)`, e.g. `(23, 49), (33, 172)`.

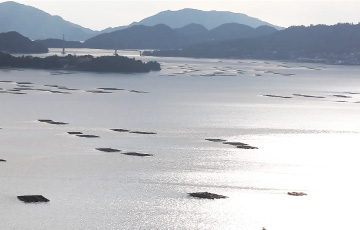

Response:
(2, 0), (360, 30)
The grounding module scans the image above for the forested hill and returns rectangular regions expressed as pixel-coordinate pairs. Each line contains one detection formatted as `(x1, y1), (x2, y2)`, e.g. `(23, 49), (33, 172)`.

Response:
(0, 31), (48, 53)
(145, 23), (360, 65)
(103, 8), (282, 33)
(84, 23), (277, 50)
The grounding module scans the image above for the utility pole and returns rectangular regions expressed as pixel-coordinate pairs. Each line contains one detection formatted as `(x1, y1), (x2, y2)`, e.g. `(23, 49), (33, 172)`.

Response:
(61, 34), (66, 55)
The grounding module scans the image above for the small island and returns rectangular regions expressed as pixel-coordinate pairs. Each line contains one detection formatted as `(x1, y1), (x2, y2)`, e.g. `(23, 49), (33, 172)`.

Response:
(0, 52), (161, 73)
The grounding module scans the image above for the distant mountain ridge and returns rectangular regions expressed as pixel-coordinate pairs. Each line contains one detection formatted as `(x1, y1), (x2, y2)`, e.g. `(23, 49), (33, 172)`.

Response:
(0, 31), (48, 53)
(85, 24), (187, 50)
(207, 23), (277, 41)
(84, 23), (277, 50)
(145, 23), (360, 65)
(0, 1), (96, 40)
(100, 8), (283, 33)
(0, 1), (282, 42)
(39, 23), (277, 50)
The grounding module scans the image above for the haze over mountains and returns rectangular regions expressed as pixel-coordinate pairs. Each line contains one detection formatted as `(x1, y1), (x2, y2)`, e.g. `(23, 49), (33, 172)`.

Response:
(1, 1), (358, 65)
(103, 8), (283, 33)
(0, 1), (95, 40)
(83, 23), (277, 50)
(36, 23), (277, 50)
(146, 23), (360, 65)
(0, 1), (282, 41)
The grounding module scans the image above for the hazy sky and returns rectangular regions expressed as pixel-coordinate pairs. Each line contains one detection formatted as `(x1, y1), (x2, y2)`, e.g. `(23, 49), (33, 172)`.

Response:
(3, 0), (360, 30)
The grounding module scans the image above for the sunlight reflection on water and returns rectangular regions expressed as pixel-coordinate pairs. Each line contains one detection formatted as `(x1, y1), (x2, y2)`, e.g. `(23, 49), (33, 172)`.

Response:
(1, 49), (360, 229)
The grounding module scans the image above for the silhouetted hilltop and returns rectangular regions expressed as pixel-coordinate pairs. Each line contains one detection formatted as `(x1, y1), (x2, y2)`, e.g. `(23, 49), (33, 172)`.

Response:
(0, 2), (282, 42)
(209, 23), (255, 40)
(0, 52), (160, 72)
(208, 23), (277, 41)
(144, 23), (360, 65)
(174, 23), (209, 37)
(85, 23), (277, 50)
(255, 25), (279, 35)
(102, 8), (282, 33)
(0, 31), (48, 53)
(36, 39), (84, 48)
(0, 1), (96, 40)
(85, 24), (188, 49)
(174, 23), (209, 44)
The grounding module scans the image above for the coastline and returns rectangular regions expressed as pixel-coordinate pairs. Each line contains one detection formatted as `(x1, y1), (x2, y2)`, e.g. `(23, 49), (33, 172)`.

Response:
(0, 52), (161, 73)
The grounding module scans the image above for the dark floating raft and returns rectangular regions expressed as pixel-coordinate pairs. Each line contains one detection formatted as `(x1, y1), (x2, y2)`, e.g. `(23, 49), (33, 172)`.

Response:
(97, 87), (124, 91)
(335, 101), (348, 103)
(205, 138), (227, 142)
(16, 82), (33, 85)
(223, 142), (259, 149)
(236, 145), (258, 149)
(49, 90), (69, 94)
(76, 134), (100, 138)
(111, 129), (156, 134)
(16, 85), (33, 88)
(223, 142), (250, 146)
(0, 159), (6, 162)
(67, 132), (83, 135)
(38, 119), (68, 125)
(38, 119), (53, 123)
(207, 140), (259, 150)
(129, 90), (149, 94)
(86, 90), (112, 94)
(288, 192), (307, 196)
(333, 94), (351, 98)
(110, 128), (130, 132)
(343, 91), (360, 95)
(11, 92), (27, 95)
(13, 87), (33, 91)
(96, 148), (121, 152)
(47, 121), (69, 125)
(129, 131), (157, 135)
(293, 94), (325, 99)
(121, 152), (153, 157)
(263, 94), (292, 99)
(57, 86), (78, 90)
(188, 192), (228, 200)
(17, 195), (50, 203)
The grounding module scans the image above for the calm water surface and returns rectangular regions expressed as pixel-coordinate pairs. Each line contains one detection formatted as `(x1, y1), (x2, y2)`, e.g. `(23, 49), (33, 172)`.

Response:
(1, 49), (359, 229)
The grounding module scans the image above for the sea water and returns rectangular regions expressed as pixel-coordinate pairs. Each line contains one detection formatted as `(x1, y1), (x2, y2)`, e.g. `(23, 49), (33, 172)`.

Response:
(1, 49), (359, 229)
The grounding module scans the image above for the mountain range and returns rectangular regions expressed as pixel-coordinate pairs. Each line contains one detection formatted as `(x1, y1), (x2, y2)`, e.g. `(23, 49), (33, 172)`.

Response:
(83, 23), (277, 50)
(144, 23), (360, 65)
(36, 23), (277, 50)
(103, 8), (283, 33)
(0, 1), (282, 41)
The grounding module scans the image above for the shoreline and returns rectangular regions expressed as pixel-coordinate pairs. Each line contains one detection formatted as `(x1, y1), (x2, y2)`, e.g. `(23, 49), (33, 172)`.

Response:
(0, 52), (161, 73)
